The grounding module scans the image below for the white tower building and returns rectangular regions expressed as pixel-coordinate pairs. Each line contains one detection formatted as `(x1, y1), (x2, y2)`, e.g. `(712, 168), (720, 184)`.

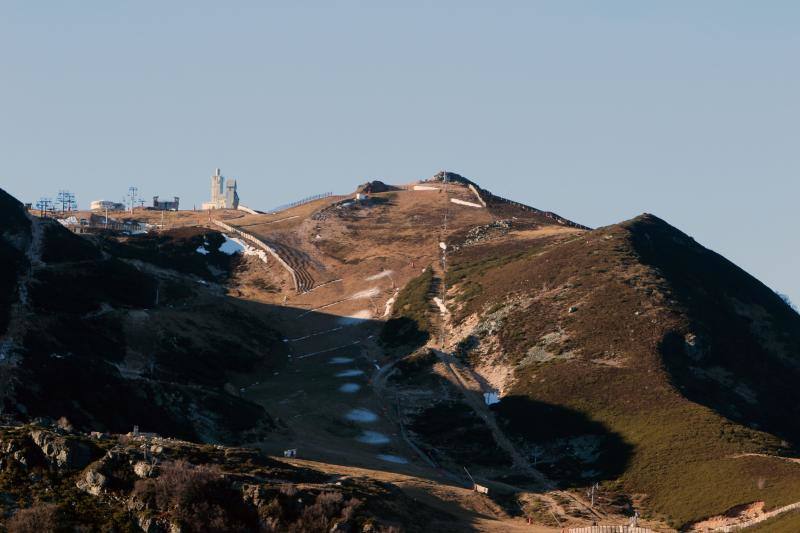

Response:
(203, 168), (238, 209)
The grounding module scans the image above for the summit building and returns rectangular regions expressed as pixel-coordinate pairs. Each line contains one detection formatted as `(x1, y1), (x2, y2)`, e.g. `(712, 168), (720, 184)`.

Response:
(202, 168), (239, 209)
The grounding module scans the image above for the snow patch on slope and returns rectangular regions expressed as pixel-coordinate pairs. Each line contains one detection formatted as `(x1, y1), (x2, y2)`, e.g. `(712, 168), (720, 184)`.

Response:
(219, 235), (246, 255)
(365, 270), (393, 281)
(350, 287), (381, 300)
(450, 198), (483, 208)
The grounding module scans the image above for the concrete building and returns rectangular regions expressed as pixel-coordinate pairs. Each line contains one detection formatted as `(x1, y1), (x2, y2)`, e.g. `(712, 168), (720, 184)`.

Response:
(90, 200), (126, 212)
(152, 196), (179, 210)
(202, 168), (239, 210)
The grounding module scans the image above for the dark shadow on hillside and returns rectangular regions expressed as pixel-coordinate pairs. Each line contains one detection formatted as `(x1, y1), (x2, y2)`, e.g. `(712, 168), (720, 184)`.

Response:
(378, 266), (435, 354)
(8, 272), (409, 446)
(628, 214), (800, 447)
(491, 395), (633, 487)
(0, 213), (418, 446)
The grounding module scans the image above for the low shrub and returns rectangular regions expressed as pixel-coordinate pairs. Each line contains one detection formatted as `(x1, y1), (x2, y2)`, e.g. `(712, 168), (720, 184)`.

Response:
(7, 503), (60, 533)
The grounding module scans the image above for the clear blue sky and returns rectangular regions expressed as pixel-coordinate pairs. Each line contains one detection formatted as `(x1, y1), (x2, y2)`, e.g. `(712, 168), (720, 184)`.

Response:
(1, 2), (798, 304)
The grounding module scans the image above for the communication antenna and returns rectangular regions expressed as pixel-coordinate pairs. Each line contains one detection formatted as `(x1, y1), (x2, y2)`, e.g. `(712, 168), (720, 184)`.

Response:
(128, 186), (138, 213)
(439, 173), (450, 348)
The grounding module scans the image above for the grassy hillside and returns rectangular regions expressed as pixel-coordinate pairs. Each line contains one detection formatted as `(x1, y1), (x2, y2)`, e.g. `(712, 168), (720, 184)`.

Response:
(448, 214), (800, 528)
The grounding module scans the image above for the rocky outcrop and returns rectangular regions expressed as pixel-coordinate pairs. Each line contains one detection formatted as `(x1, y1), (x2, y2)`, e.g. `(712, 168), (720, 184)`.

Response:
(30, 428), (94, 470)
(77, 467), (108, 496)
(357, 180), (397, 194)
(451, 219), (512, 251)
(77, 447), (142, 496)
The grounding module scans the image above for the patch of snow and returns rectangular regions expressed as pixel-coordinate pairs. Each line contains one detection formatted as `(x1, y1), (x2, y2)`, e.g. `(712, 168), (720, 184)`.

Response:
(377, 454), (408, 464)
(339, 383), (361, 393)
(413, 185), (439, 191)
(57, 216), (79, 226)
(219, 235), (245, 255)
(344, 408), (378, 423)
(350, 287), (381, 300)
(484, 391), (500, 405)
(467, 184), (487, 207)
(234, 240), (270, 264)
(450, 198), (483, 208)
(365, 270), (393, 281)
(196, 246), (210, 255)
(335, 369), (364, 378)
(357, 431), (390, 445)
(433, 297), (449, 317)
(329, 357), (354, 364)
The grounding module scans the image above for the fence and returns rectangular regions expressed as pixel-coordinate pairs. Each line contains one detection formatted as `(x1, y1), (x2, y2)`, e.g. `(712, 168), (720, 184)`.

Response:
(211, 219), (301, 292)
(268, 192), (341, 214)
(493, 197), (591, 230)
(567, 526), (656, 533)
(704, 501), (800, 531)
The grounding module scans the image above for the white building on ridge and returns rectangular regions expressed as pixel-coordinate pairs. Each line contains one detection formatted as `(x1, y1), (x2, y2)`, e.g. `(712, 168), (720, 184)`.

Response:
(202, 168), (239, 210)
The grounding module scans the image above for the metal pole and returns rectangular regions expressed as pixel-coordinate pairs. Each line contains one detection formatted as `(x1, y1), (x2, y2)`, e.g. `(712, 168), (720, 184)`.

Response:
(440, 173), (449, 348)
(463, 466), (475, 486)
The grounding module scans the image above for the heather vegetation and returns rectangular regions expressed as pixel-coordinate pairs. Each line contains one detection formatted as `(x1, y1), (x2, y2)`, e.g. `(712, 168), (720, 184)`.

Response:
(380, 267), (434, 350)
(448, 214), (800, 528)
(0, 426), (416, 532)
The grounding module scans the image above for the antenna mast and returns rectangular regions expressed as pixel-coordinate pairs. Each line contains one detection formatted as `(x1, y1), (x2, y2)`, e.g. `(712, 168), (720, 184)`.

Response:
(128, 186), (138, 214)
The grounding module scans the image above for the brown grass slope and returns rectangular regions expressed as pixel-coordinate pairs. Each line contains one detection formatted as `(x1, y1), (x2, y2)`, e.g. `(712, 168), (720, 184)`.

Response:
(447, 213), (800, 528)
(429, 171), (589, 229)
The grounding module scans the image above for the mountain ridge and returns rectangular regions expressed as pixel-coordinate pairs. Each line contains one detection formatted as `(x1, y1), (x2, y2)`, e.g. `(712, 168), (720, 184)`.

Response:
(1, 177), (798, 532)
